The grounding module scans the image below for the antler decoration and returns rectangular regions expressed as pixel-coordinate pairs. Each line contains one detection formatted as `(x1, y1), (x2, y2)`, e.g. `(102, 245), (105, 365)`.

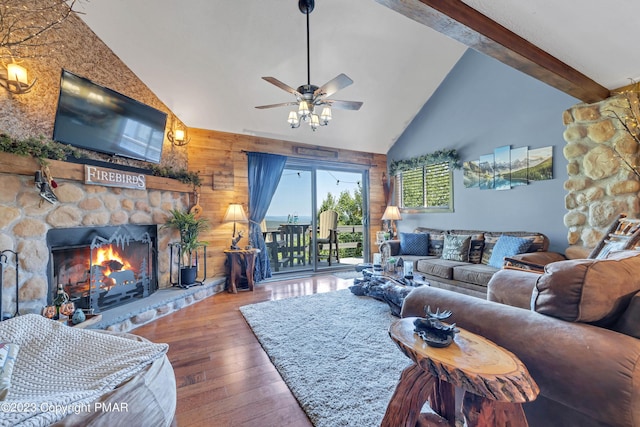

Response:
(413, 305), (459, 348)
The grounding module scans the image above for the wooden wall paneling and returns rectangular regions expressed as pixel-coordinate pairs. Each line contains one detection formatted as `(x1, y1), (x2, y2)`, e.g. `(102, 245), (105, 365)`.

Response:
(186, 128), (388, 274)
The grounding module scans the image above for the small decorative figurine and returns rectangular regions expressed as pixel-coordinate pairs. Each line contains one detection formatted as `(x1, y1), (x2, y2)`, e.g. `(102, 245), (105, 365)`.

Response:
(230, 230), (244, 250)
(413, 306), (459, 348)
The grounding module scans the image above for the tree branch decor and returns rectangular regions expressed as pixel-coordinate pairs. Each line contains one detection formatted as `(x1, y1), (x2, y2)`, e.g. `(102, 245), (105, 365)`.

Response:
(389, 149), (460, 176)
(607, 89), (640, 180)
(0, 0), (82, 60)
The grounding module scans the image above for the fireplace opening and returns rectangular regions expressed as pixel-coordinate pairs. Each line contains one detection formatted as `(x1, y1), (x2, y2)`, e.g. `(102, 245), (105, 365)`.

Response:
(47, 225), (158, 313)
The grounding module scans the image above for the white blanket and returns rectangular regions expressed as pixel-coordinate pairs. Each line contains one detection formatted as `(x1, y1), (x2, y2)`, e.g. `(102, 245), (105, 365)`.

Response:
(0, 314), (168, 427)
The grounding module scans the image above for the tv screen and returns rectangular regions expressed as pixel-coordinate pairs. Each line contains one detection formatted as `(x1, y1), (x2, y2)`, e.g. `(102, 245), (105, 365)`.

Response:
(53, 70), (167, 164)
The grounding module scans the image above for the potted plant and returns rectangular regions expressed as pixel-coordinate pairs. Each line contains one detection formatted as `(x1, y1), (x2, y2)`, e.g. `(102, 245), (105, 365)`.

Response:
(163, 209), (209, 285)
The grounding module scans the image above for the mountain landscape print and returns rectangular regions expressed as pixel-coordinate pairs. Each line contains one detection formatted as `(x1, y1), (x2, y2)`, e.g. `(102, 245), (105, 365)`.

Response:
(467, 145), (553, 191)
(510, 146), (528, 186)
(528, 146), (553, 181)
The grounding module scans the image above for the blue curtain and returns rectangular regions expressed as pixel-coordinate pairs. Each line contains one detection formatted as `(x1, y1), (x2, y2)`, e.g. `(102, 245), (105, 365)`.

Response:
(247, 152), (287, 282)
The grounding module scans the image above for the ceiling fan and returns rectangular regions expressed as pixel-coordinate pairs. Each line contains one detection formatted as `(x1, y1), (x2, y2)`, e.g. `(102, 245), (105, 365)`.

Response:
(255, 0), (363, 131)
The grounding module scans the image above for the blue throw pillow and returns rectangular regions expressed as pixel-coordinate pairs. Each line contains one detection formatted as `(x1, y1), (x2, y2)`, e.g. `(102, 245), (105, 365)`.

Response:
(399, 232), (429, 256)
(488, 235), (533, 268)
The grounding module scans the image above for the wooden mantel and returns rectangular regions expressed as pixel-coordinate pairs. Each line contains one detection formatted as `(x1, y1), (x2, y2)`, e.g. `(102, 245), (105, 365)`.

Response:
(0, 152), (193, 193)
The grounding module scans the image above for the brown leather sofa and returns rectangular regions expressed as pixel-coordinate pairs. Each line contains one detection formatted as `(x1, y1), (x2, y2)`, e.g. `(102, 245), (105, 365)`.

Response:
(401, 250), (640, 427)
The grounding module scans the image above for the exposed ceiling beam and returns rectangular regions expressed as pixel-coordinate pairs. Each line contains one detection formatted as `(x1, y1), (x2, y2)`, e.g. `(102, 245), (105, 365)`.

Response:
(375, 0), (610, 103)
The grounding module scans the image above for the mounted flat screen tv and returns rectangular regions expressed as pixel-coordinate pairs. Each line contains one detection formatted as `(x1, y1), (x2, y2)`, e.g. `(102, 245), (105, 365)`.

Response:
(53, 70), (167, 164)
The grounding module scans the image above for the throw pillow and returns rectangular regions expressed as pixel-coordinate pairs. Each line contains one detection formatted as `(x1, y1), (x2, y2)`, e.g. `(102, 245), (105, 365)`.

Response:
(488, 235), (533, 268)
(399, 232), (429, 256)
(0, 342), (19, 400)
(468, 233), (485, 264)
(532, 251), (640, 324)
(441, 234), (471, 262)
(428, 233), (446, 257)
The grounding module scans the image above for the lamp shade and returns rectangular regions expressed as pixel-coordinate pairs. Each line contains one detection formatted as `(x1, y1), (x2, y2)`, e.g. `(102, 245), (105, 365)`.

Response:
(223, 204), (248, 223)
(381, 205), (402, 221)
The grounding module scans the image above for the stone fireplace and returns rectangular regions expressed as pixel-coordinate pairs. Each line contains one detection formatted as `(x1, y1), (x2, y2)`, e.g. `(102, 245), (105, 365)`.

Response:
(563, 93), (640, 257)
(47, 224), (158, 313)
(0, 154), (193, 317)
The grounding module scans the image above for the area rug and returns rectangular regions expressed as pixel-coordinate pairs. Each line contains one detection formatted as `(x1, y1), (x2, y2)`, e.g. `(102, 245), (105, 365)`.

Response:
(239, 289), (411, 427)
(331, 270), (361, 280)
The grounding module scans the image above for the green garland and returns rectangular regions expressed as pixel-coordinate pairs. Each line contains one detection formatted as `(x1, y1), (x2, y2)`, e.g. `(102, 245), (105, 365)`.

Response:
(389, 149), (460, 175)
(0, 133), (83, 165)
(150, 165), (202, 187)
(0, 133), (201, 186)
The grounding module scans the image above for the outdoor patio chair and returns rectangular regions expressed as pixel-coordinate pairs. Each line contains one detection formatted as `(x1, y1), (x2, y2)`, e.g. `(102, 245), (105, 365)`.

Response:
(311, 210), (339, 265)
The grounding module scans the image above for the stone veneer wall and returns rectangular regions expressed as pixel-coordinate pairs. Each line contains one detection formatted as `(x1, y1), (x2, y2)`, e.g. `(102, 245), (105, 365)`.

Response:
(563, 93), (640, 256)
(0, 172), (189, 316)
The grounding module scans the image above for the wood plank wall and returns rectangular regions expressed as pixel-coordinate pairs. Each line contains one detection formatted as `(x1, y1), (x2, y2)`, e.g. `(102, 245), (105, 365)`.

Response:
(186, 128), (388, 277)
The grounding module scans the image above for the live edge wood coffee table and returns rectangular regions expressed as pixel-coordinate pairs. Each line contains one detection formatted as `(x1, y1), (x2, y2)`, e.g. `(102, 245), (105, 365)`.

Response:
(382, 317), (539, 427)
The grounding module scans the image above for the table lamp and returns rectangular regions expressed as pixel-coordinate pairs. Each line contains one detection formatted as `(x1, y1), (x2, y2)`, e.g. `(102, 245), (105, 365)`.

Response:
(223, 204), (248, 238)
(381, 205), (402, 239)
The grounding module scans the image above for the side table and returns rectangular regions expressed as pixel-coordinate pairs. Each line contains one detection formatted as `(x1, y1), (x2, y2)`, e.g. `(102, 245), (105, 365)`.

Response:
(382, 317), (539, 427)
(224, 249), (259, 294)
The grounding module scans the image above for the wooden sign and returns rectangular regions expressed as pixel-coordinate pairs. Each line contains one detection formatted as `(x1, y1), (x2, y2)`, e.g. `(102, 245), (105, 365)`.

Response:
(84, 165), (146, 190)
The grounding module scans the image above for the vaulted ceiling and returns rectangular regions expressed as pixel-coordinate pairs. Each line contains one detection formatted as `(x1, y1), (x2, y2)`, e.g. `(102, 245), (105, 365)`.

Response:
(76, 0), (638, 154)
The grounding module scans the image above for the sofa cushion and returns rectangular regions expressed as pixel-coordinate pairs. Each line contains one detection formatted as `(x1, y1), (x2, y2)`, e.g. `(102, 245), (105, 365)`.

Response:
(442, 234), (471, 262)
(532, 251), (640, 324)
(399, 232), (429, 256)
(488, 235), (533, 268)
(452, 264), (498, 287)
(612, 290), (640, 339)
(416, 258), (468, 280)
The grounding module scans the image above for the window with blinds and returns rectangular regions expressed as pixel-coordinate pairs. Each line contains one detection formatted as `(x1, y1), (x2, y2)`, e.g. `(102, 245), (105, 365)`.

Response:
(395, 161), (453, 212)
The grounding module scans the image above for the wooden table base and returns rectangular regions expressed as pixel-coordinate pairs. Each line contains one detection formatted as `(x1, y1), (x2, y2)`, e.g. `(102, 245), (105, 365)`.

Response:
(382, 318), (538, 427)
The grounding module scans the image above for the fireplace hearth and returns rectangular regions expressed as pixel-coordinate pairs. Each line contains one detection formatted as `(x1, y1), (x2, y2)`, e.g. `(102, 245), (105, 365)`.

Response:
(47, 225), (158, 313)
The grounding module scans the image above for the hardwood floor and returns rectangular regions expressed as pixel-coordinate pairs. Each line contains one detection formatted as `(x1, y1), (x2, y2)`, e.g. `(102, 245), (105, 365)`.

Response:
(133, 274), (354, 427)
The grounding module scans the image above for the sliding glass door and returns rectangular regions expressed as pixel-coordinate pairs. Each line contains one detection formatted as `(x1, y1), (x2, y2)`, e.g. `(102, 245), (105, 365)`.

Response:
(265, 160), (369, 274)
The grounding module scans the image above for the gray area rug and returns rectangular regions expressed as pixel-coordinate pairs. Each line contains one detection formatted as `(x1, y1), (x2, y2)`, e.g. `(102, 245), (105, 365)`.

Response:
(240, 289), (411, 427)
(331, 270), (361, 280)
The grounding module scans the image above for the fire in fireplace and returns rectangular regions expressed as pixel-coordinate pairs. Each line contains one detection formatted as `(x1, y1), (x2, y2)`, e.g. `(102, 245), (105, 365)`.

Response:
(46, 225), (158, 313)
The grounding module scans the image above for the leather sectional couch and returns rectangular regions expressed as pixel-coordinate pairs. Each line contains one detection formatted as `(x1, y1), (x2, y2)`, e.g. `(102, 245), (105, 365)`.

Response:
(379, 227), (565, 298)
(401, 249), (640, 426)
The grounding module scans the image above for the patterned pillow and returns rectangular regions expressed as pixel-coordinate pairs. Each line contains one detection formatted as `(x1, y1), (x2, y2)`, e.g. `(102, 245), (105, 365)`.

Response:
(488, 235), (533, 268)
(399, 233), (429, 256)
(468, 236), (485, 264)
(441, 234), (471, 262)
(481, 235), (500, 265)
(0, 342), (19, 400)
(428, 233), (446, 257)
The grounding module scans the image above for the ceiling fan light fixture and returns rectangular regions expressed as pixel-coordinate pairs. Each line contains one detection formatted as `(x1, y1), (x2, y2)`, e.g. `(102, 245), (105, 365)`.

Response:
(255, 0), (361, 131)
(309, 113), (320, 130)
(288, 111), (300, 127)
(298, 100), (310, 117)
(320, 106), (332, 122)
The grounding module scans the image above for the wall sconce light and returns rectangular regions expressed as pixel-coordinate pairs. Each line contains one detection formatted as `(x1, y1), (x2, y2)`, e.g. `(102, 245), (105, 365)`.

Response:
(167, 115), (190, 146)
(0, 63), (37, 94)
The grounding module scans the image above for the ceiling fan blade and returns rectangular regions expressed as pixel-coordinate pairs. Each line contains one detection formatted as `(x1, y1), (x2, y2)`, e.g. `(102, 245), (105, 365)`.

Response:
(314, 73), (353, 98)
(255, 102), (299, 109)
(262, 77), (302, 96)
(323, 100), (363, 111)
